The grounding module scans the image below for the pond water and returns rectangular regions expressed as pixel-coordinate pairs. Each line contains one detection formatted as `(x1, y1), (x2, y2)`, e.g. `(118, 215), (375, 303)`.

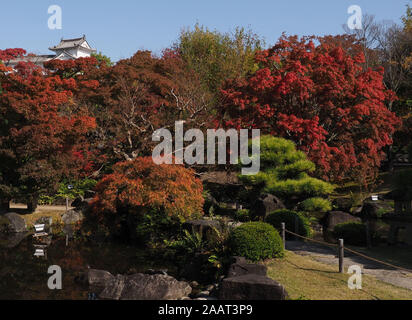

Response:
(0, 234), (177, 300)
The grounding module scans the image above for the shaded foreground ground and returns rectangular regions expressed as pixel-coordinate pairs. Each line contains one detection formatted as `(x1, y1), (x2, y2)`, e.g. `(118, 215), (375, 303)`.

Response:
(7, 205), (412, 300)
(266, 248), (412, 300)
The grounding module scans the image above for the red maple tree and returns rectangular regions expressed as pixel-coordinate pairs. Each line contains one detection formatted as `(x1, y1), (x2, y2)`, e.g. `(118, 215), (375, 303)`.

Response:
(66, 50), (211, 162)
(0, 51), (97, 211)
(219, 35), (401, 183)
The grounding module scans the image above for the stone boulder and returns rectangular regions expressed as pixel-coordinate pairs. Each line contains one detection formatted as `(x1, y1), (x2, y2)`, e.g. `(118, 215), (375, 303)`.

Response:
(219, 274), (288, 300)
(0, 232), (30, 248)
(88, 269), (114, 290)
(183, 219), (222, 239)
(61, 209), (84, 225)
(120, 273), (192, 300)
(227, 261), (267, 278)
(63, 224), (76, 238)
(87, 269), (192, 300)
(252, 194), (285, 219)
(99, 275), (126, 300)
(360, 201), (393, 218)
(320, 211), (361, 241)
(2, 213), (27, 233)
(321, 211), (361, 232)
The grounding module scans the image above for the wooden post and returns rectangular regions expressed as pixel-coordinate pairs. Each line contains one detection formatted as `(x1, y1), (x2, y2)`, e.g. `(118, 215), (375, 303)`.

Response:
(49, 217), (53, 234)
(66, 234), (69, 246)
(338, 239), (344, 273)
(281, 222), (286, 250)
(66, 197), (69, 211)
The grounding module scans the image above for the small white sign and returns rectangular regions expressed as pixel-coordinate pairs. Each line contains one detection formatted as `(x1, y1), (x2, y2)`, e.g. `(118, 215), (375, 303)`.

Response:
(34, 249), (45, 257)
(371, 195), (378, 201)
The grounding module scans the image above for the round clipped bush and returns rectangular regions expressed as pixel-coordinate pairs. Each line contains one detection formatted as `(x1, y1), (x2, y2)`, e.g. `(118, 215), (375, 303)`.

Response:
(265, 209), (311, 240)
(229, 222), (284, 261)
(333, 222), (367, 246)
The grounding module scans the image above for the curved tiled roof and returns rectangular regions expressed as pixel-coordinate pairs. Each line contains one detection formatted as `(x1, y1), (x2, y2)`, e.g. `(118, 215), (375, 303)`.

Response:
(49, 35), (95, 52)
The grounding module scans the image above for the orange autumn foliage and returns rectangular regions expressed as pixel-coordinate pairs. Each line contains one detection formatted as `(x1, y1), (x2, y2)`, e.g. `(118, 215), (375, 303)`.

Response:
(91, 157), (204, 222)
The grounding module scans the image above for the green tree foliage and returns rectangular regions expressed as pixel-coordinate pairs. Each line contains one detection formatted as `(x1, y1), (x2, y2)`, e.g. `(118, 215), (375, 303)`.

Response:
(229, 222), (284, 261)
(240, 136), (334, 207)
(38, 178), (97, 205)
(174, 24), (263, 97)
(402, 4), (412, 31)
(91, 52), (114, 67)
(299, 197), (332, 213)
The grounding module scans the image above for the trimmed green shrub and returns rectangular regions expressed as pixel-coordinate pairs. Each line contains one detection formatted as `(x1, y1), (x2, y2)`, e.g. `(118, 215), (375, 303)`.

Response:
(333, 222), (367, 246)
(239, 136), (334, 207)
(265, 209), (312, 240)
(299, 197), (332, 213)
(229, 222), (284, 261)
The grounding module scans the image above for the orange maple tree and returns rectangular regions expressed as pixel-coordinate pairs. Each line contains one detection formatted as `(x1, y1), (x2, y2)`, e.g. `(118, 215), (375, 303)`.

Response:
(91, 157), (204, 222)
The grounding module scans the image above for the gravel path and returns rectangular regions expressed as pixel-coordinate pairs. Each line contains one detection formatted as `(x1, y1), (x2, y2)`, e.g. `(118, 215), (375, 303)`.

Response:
(286, 240), (412, 291)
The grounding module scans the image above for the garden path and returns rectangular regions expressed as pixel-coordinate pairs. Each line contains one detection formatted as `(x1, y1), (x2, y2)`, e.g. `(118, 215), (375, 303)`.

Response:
(286, 240), (412, 291)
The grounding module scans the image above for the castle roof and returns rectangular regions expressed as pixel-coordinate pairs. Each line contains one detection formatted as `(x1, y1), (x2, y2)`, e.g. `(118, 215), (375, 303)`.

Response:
(49, 35), (96, 52)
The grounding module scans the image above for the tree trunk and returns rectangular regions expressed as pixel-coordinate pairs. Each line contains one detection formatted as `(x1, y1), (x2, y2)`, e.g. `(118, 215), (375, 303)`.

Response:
(27, 196), (38, 213)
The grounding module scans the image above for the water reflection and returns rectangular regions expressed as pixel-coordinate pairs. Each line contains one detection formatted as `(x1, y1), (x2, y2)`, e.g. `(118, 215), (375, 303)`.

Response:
(0, 230), (177, 299)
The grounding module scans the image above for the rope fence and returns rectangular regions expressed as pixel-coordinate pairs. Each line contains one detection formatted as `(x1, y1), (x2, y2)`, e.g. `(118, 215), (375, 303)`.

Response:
(280, 223), (412, 275)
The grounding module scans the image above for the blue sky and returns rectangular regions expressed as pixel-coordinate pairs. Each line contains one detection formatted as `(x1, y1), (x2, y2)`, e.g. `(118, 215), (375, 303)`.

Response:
(0, 0), (409, 62)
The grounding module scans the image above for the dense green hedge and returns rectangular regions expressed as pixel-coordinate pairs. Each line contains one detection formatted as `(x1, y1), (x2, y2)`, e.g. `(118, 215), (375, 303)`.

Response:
(265, 209), (312, 240)
(229, 222), (284, 261)
(333, 222), (367, 246)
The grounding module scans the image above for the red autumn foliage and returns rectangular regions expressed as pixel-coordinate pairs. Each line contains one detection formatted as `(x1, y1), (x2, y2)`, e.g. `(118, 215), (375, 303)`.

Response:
(91, 157), (204, 221)
(71, 50), (211, 162)
(0, 48), (26, 61)
(0, 48), (27, 72)
(0, 52), (97, 208)
(219, 35), (401, 183)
